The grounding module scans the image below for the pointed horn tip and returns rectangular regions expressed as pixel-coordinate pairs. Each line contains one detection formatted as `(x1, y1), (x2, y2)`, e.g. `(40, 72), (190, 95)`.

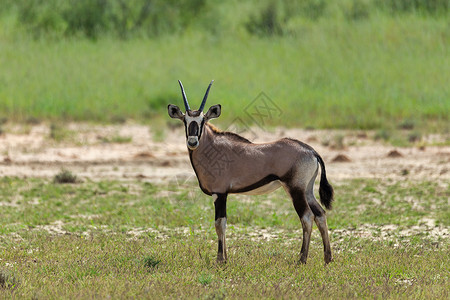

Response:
(199, 81), (214, 112)
(178, 80), (190, 110)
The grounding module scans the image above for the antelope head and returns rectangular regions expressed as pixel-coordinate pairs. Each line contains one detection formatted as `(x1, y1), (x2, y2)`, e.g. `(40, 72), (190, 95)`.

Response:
(168, 80), (221, 150)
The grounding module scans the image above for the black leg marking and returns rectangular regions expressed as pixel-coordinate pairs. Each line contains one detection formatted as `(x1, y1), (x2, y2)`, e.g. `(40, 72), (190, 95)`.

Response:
(289, 188), (308, 219)
(214, 193), (228, 263)
(214, 193), (227, 220)
(229, 174), (279, 194)
(308, 199), (325, 217)
(218, 240), (223, 254)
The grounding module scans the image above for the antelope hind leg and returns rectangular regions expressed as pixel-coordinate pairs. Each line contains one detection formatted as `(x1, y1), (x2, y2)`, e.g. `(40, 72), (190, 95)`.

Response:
(307, 195), (333, 264)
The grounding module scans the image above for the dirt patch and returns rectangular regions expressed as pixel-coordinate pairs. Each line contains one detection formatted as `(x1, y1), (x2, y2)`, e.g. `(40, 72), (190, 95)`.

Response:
(133, 151), (155, 159)
(0, 123), (448, 184)
(331, 154), (352, 163)
(387, 149), (403, 158)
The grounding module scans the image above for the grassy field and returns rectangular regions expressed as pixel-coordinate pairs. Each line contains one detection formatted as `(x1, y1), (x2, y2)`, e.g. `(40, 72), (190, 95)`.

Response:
(0, 2), (449, 131)
(0, 177), (448, 298)
(0, 2), (449, 298)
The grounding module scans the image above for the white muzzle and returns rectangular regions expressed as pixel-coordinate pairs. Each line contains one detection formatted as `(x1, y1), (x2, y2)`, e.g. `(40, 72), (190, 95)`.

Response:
(187, 136), (199, 150)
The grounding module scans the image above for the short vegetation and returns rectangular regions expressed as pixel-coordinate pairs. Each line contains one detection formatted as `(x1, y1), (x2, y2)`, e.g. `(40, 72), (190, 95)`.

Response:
(0, 177), (448, 298)
(0, 0), (448, 131)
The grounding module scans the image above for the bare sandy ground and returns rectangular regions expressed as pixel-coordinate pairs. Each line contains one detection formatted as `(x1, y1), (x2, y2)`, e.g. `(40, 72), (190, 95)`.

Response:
(0, 123), (448, 185)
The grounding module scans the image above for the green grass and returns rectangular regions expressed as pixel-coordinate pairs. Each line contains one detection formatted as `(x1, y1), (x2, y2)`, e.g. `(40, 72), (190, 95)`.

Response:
(0, 177), (448, 298)
(0, 177), (448, 232)
(99, 135), (133, 144)
(1, 233), (448, 299)
(0, 15), (448, 131)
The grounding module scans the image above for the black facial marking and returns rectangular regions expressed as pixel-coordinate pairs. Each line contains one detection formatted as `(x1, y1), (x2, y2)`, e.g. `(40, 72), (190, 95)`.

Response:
(183, 119), (188, 139)
(199, 119), (205, 139)
(188, 121), (199, 136)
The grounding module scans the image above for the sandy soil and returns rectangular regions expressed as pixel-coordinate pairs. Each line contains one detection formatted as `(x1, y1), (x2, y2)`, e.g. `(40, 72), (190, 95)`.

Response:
(0, 123), (448, 185)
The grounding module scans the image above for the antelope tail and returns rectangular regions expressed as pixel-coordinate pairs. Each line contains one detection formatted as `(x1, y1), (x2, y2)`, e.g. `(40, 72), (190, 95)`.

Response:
(315, 154), (334, 210)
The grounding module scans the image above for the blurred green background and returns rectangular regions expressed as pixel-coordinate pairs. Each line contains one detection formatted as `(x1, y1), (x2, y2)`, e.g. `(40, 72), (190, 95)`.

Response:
(0, 0), (448, 131)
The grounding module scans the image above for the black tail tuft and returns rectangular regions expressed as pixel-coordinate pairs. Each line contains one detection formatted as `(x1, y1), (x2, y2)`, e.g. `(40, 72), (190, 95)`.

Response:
(316, 154), (334, 210)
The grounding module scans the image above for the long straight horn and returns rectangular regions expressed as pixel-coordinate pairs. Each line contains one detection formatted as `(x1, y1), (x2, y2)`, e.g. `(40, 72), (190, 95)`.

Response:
(199, 80), (214, 112)
(178, 80), (190, 111)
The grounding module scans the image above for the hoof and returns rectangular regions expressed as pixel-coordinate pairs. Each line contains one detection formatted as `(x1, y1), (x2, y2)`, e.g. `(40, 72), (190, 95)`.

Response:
(299, 257), (308, 264)
(216, 255), (227, 264)
(299, 254), (308, 264)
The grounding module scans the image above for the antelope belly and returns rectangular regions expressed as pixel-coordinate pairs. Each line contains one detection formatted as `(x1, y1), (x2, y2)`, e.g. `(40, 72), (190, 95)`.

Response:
(240, 180), (282, 195)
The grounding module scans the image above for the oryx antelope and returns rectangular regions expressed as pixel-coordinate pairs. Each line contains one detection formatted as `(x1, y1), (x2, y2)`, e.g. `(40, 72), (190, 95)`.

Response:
(168, 80), (334, 264)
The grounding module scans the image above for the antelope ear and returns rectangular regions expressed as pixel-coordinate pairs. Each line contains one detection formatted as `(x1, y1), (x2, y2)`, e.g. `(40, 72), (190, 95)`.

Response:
(205, 104), (221, 120)
(168, 104), (184, 120)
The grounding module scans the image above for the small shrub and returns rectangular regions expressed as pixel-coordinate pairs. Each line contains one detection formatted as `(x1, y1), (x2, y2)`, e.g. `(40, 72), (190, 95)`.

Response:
(50, 123), (73, 142)
(62, 0), (109, 39)
(245, 0), (328, 36)
(408, 131), (422, 143)
(246, 1), (284, 36)
(398, 119), (416, 130)
(299, 0), (328, 20)
(110, 115), (127, 124)
(0, 270), (19, 290)
(321, 137), (331, 147)
(332, 134), (346, 150)
(25, 117), (41, 125)
(374, 129), (390, 141)
(344, 0), (371, 21)
(198, 273), (213, 286)
(53, 169), (78, 184)
(143, 256), (161, 269)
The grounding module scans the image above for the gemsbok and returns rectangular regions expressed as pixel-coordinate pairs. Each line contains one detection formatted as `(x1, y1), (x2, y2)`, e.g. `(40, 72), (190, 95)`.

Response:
(168, 80), (334, 264)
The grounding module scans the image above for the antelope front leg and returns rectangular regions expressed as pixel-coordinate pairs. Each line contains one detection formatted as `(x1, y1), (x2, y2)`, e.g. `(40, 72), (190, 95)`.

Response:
(213, 193), (228, 263)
